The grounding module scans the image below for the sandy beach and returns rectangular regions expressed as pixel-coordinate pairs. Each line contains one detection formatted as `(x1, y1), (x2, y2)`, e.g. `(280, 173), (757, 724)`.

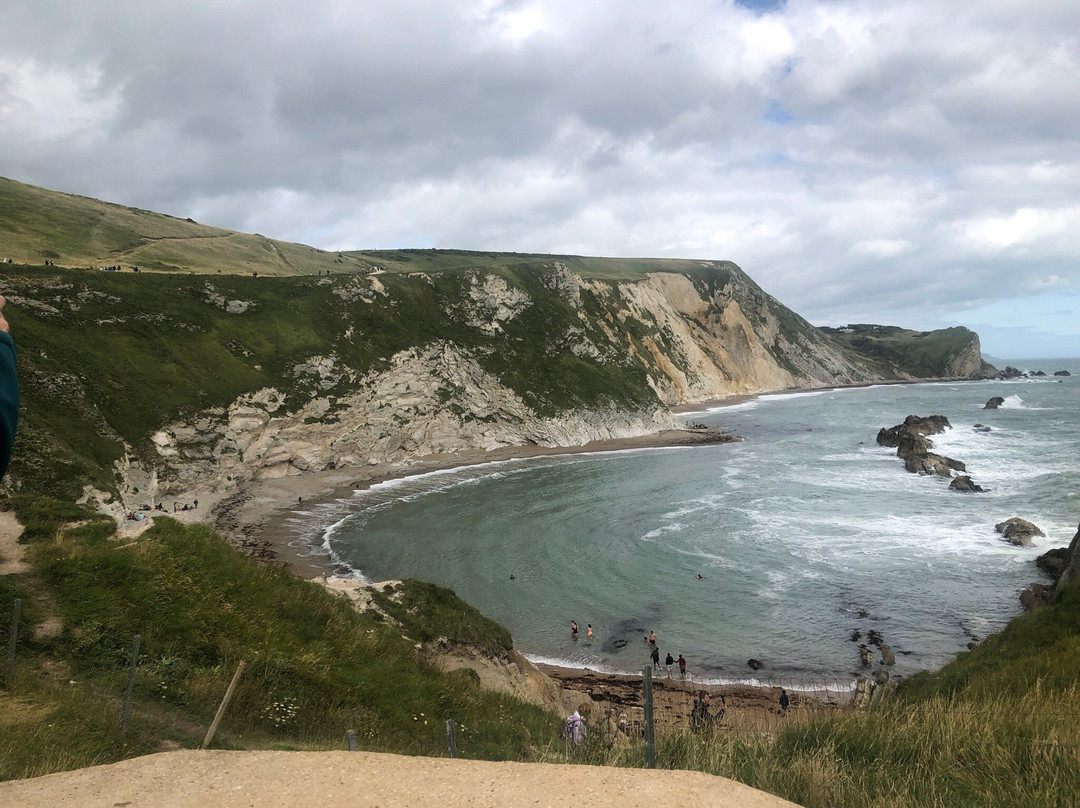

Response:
(205, 427), (738, 578)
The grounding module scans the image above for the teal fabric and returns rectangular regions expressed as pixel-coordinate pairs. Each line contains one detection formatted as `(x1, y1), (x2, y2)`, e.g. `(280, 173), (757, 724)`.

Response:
(0, 331), (17, 479)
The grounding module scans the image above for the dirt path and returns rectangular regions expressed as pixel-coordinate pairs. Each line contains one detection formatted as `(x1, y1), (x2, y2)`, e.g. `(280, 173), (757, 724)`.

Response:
(0, 750), (802, 807)
(0, 509), (27, 575)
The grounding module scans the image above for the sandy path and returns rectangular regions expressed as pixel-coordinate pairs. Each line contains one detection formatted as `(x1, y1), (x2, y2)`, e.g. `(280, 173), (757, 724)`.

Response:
(0, 509), (27, 575)
(0, 750), (802, 808)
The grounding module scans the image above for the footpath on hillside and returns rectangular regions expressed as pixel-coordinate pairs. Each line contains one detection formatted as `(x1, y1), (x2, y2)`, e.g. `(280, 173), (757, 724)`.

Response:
(0, 749), (801, 808)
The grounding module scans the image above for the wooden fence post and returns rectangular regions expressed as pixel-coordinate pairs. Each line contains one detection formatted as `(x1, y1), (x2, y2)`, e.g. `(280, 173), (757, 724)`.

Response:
(4, 598), (20, 688)
(642, 665), (655, 769)
(119, 634), (142, 734)
(446, 719), (457, 759)
(201, 661), (246, 749)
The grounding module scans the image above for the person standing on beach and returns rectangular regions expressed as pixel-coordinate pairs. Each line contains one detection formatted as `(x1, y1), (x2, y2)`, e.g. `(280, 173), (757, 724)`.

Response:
(678, 654), (687, 679)
(650, 645), (660, 671)
(0, 296), (18, 480)
(665, 652), (674, 678)
(779, 688), (790, 713)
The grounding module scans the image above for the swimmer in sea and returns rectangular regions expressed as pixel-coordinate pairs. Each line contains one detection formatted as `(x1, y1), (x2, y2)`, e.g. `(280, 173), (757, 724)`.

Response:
(571, 620), (579, 639)
(587, 624), (593, 639)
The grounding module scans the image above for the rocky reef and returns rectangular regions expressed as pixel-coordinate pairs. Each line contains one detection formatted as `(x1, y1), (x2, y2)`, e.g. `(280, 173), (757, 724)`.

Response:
(876, 415), (966, 477)
(995, 517), (1045, 547)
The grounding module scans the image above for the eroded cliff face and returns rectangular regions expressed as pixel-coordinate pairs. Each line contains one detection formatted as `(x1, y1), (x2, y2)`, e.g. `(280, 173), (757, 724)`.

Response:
(74, 262), (963, 504)
(127, 340), (675, 499)
(592, 272), (876, 405)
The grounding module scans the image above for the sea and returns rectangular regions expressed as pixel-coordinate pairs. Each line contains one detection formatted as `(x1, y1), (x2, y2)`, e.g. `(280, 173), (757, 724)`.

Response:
(283, 358), (1079, 689)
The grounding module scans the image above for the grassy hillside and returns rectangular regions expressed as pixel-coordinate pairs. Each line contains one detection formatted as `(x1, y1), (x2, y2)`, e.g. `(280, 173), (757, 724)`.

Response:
(0, 516), (556, 780)
(1, 176), (737, 281)
(821, 324), (983, 378)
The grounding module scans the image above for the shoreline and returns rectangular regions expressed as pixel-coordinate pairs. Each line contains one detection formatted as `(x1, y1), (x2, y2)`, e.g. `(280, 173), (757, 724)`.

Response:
(191, 378), (985, 694)
(671, 375), (990, 415)
(210, 427), (739, 579)
(535, 662), (850, 729)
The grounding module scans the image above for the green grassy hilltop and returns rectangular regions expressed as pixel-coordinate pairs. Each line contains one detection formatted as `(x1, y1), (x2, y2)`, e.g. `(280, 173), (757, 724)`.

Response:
(0, 176), (741, 281)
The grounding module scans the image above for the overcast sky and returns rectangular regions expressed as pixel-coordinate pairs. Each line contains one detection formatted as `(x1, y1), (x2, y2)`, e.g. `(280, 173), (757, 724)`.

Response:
(2, 0), (1078, 358)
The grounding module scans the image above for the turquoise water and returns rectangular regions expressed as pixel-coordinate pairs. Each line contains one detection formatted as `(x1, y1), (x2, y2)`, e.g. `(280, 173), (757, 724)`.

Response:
(285, 359), (1080, 686)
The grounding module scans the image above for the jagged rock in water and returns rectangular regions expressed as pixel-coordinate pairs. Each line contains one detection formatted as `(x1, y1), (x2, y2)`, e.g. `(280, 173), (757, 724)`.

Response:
(858, 645), (873, 667)
(877, 414), (965, 477)
(997, 366), (1024, 379)
(1033, 370), (1047, 377)
(950, 475), (985, 493)
(880, 644), (896, 666)
(1019, 583), (1053, 611)
(1052, 519), (1080, 596)
(973, 423), (991, 432)
(1054, 370), (1071, 376)
(995, 517), (1045, 546)
(849, 629), (861, 642)
(1036, 547), (1070, 579)
(873, 668), (890, 686)
(876, 414), (951, 447)
(906, 452), (965, 476)
(853, 677), (874, 709)
(747, 658), (763, 671)
(866, 629), (883, 647)
(984, 396), (1005, 409)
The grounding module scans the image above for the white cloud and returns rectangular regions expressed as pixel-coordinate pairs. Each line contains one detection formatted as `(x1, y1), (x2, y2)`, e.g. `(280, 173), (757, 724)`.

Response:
(849, 239), (914, 259)
(958, 207), (1080, 253)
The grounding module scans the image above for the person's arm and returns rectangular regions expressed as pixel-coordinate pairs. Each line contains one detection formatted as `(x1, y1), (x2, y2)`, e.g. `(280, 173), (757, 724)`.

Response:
(0, 296), (18, 479)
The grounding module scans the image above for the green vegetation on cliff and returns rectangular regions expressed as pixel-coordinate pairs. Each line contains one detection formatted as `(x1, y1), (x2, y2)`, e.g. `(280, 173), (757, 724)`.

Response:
(821, 324), (986, 379)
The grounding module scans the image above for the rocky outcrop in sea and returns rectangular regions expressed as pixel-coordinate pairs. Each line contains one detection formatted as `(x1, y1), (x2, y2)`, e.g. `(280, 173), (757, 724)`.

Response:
(1020, 517), (1080, 610)
(876, 415), (965, 477)
(995, 517), (1045, 546)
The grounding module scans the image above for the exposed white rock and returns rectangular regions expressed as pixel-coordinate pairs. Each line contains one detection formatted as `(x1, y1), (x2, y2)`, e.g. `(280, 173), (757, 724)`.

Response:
(463, 274), (531, 333)
(124, 340), (674, 503)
